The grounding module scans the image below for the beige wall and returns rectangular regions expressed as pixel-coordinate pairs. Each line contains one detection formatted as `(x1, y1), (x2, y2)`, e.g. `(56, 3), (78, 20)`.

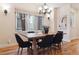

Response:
(53, 4), (79, 42)
(0, 5), (16, 47)
(76, 10), (79, 38)
(69, 8), (78, 40)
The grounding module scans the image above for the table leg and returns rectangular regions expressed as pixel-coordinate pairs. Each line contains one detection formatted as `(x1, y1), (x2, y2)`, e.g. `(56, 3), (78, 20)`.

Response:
(32, 39), (37, 55)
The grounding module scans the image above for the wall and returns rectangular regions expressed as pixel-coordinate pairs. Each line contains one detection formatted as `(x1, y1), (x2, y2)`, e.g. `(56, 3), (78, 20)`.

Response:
(69, 8), (78, 40)
(76, 10), (79, 38)
(53, 4), (79, 42)
(0, 5), (16, 47)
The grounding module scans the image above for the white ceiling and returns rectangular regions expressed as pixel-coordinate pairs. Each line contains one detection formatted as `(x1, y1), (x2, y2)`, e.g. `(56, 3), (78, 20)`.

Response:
(12, 3), (79, 10)
(11, 3), (70, 12)
(13, 3), (69, 8)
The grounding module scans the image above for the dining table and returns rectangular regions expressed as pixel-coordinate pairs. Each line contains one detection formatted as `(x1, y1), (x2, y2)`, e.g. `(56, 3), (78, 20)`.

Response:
(18, 32), (55, 55)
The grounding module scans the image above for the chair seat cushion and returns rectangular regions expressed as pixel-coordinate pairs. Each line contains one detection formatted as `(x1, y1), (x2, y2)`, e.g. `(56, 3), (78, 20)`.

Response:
(37, 42), (51, 48)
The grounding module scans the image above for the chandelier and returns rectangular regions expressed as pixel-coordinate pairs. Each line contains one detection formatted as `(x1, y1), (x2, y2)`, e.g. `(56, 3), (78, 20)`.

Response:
(38, 3), (52, 19)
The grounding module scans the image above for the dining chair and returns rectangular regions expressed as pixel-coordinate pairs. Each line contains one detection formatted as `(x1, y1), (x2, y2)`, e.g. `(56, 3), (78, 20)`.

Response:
(37, 35), (53, 48)
(37, 35), (54, 54)
(52, 31), (63, 49)
(15, 34), (32, 55)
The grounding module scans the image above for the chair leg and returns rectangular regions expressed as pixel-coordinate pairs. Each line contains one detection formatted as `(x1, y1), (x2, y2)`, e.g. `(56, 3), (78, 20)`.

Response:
(58, 43), (61, 49)
(20, 48), (23, 55)
(17, 47), (20, 55)
(61, 41), (63, 45)
(43, 48), (45, 54)
(59, 43), (61, 49)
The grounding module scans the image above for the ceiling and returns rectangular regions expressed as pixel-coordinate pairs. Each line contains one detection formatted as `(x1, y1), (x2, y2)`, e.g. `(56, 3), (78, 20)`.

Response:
(13, 3), (79, 10)
(12, 3), (70, 12)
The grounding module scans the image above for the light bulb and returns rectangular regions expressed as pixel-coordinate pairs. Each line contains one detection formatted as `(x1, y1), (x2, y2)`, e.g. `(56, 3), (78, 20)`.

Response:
(46, 14), (50, 18)
(47, 9), (51, 13)
(39, 7), (42, 10)
(49, 8), (52, 10)
(44, 5), (48, 9)
(43, 10), (45, 13)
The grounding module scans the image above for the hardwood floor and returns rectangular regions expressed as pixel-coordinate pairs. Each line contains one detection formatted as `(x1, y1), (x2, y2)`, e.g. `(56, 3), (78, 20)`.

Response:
(0, 39), (79, 55)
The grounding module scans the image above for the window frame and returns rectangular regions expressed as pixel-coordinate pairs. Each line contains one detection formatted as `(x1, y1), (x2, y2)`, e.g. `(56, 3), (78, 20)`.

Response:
(15, 11), (44, 32)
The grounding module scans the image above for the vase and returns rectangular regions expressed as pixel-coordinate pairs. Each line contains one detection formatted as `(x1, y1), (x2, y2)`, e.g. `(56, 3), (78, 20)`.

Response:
(43, 26), (49, 34)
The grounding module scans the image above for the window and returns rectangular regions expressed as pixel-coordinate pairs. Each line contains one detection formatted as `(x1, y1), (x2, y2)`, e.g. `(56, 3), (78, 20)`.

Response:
(27, 15), (36, 31)
(16, 13), (26, 31)
(37, 16), (43, 30)
(16, 12), (44, 32)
